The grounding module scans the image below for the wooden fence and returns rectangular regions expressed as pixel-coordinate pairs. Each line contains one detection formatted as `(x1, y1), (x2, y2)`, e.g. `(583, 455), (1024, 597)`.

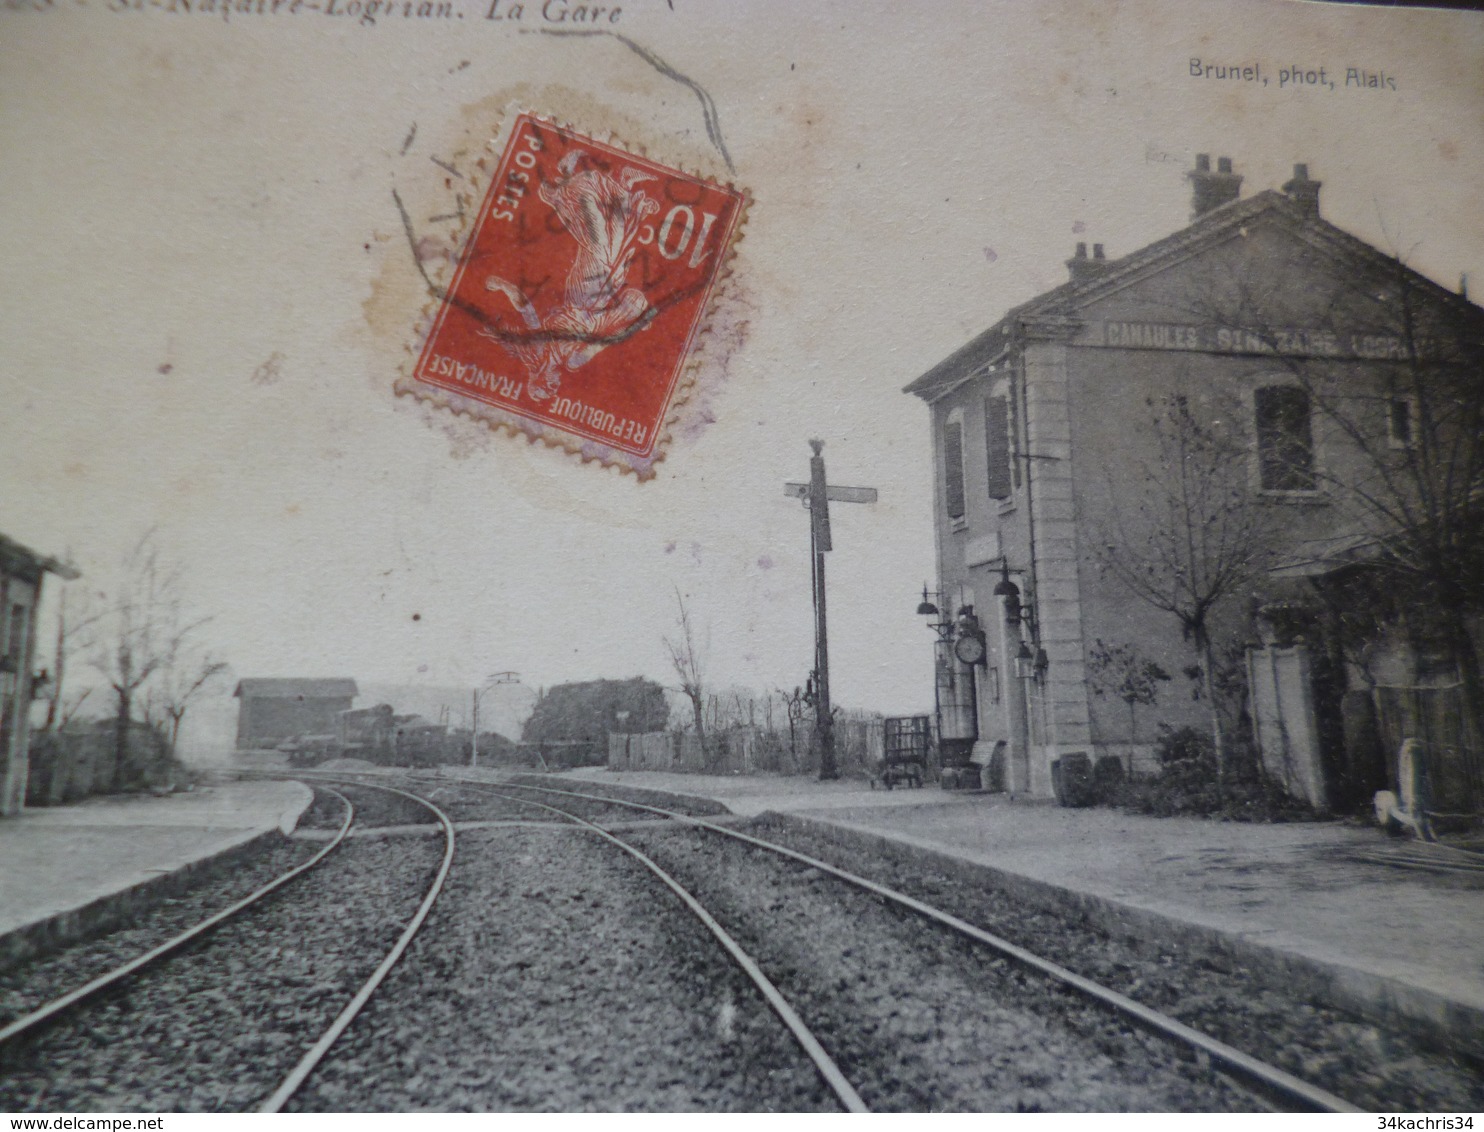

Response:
(25, 721), (179, 806)
(609, 720), (884, 778)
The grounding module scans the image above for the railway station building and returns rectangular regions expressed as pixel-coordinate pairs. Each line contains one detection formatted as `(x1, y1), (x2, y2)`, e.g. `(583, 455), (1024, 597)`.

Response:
(905, 155), (1484, 809)
(0, 533), (78, 816)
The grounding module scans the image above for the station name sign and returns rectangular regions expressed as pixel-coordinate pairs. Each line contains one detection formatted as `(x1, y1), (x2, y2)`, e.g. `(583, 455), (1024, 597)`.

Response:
(1100, 320), (1418, 360)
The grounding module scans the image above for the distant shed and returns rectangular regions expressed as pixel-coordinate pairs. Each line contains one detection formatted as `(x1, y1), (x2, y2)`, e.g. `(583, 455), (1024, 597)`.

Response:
(234, 678), (358, 749)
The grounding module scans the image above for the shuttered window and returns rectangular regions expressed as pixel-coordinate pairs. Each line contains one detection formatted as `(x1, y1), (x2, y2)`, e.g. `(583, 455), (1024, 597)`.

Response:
(1008, 380), (1022, 488)
(985, 395), (1011, 500)
(943, 420), (965, 520)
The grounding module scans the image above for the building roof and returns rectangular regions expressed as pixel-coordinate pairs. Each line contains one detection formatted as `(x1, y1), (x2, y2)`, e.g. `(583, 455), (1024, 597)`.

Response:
(1268, 533), (1384, 579)
(904, 182), (1483, 402)
(0, 533), (80, 582)
(233, 678), (359, 699)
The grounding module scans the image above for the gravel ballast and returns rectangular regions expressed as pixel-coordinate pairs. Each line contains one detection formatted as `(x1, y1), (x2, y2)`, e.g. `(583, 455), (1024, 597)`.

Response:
(0, 837), (317, 1029)
(412, 780), (678, 827)
(12, 771), (1472, 1112)
(0, 792), (443, 1112)
(500, 774), (731, 818)
(744, 814), (1484, 1112)
(625, 823), (1253, 1112)
(0, 787), (352, 1027)
(285, 825), (834, 1112)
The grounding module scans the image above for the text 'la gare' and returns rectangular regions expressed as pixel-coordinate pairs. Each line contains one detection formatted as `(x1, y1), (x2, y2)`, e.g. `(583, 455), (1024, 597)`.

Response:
(485, 0), (622, 23)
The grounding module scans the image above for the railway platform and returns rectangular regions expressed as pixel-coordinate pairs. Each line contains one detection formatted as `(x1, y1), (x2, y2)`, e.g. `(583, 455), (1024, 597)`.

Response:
(3, 764), (1478, 1067)
(565, 767), (1484, 1060)
(0, 778), (313, 969)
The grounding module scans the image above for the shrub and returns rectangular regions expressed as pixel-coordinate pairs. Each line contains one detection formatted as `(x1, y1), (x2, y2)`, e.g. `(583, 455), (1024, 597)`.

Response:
(1154, 724), (1214, 765)
(1091, 755), (1126, 800)
(1114, 755), (1224, 816)
(1106, 726), (1318, 821)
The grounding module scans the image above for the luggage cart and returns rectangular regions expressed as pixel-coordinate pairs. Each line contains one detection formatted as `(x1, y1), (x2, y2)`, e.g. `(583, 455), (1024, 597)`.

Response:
(876, 715), (933, 789)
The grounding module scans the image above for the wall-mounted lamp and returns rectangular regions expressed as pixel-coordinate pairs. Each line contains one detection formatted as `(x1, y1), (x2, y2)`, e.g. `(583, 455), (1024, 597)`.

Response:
(916, 583), (939, 617)
(993, 563), (1022, 626)
(915, 583), (957, 643)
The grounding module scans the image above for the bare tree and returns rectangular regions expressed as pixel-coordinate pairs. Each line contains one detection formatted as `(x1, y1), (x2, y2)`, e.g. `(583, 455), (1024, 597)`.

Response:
(1087, 638), (1172, 765)
(1181, 241), (1484, 791)
(1094, 393), (1281, 785)
(779, 685), (809, 760)
(41, 583), (103, 734)
(761, 690), (777, 734)
(88, 532), (210, 788)
(662, 588), (708, 749)
(147, 650), (231, 759)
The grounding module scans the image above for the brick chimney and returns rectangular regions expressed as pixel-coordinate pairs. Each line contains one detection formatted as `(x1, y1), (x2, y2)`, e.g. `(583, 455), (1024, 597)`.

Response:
(1282, 163), (1322, 217)
(1066, 241), (1110, 284)
(1188, 154), (1243, 218)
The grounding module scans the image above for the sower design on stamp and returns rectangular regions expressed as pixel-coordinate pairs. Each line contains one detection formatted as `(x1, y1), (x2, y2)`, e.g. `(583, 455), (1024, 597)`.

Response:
(409, 113), (746, 464)
(481, 147), (658, 403)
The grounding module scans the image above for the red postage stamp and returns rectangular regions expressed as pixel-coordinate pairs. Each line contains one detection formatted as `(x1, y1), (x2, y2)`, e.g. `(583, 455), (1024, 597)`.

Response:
(404, 112), (746, 470)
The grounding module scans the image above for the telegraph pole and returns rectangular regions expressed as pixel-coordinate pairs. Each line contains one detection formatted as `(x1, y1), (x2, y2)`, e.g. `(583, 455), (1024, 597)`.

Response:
(785, 440), (877, 781)
(471, 671), (520, 768)
(811, 440), (835, 779)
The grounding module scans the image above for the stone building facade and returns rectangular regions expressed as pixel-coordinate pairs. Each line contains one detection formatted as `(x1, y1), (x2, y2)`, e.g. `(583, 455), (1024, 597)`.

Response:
(906, 155), (1484, 802)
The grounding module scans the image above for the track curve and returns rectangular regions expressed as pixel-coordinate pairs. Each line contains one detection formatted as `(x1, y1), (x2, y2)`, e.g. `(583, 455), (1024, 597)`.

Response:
(259, 778), (458, 1113)
(451, 781), (868, 1113)
(480, 776), (1361, 1114)
(0, 785), (356, 1049)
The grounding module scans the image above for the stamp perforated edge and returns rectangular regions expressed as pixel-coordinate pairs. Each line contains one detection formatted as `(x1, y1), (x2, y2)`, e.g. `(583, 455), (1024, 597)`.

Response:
(393, 105), (751, 481)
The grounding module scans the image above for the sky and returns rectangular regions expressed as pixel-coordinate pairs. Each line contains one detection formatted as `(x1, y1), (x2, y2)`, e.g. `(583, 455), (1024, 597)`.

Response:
(2, 0), (1482, 755)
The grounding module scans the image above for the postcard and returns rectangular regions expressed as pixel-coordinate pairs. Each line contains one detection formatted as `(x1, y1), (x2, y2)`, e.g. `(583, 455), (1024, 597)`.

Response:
(1, 0), (1481, 1115)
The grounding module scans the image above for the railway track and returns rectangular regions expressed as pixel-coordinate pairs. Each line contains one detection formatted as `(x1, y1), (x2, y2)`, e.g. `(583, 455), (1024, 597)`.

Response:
(7, 766), (1454, 1110)
(462, 774), (1362, 1114)
(258, 779), (456, 1113)
(0, 786), (355, 1049)
(459, 781), (867, 1112)
(269, 769), (859, 1109)
(0, 779), (456, 1114)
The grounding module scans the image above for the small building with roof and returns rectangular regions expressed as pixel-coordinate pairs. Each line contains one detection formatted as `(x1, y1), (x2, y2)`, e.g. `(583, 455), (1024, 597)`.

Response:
(234, 678), (358, 749)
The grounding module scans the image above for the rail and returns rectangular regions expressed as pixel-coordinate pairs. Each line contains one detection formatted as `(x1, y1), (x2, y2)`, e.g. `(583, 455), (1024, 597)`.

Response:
(445, 780), (868, 1113)
(486, 776), (1361, 1114)
(257, 778), (458, 1113)
(0, 786), (355, 1047)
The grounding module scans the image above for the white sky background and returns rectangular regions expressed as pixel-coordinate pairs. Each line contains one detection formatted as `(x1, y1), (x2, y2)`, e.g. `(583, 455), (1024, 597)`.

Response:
(3, 0), (1482, 748)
